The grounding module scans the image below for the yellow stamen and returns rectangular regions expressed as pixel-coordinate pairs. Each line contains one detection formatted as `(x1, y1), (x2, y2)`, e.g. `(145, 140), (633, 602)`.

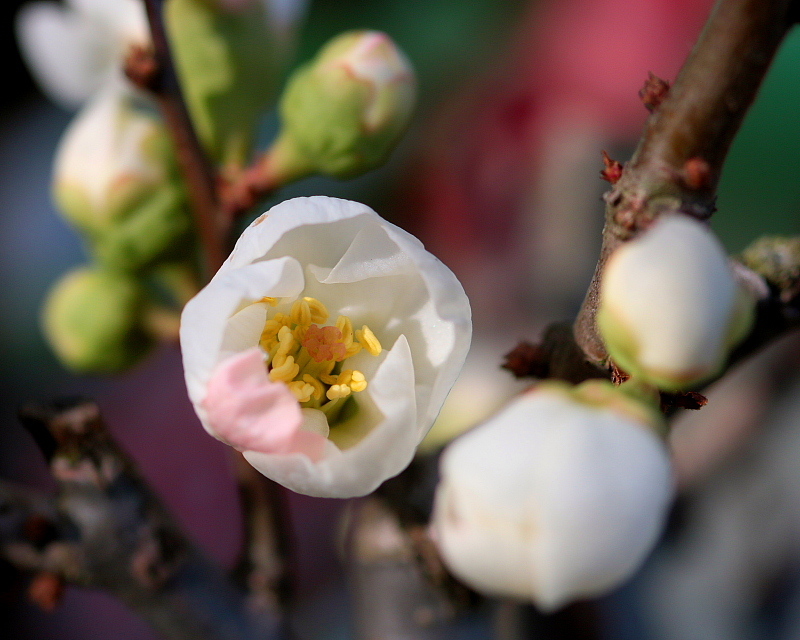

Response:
(336, 316), (354, 346)
(269, 356), (299, 382)
(356, 325), (382, 356)
(293, 325), (309, 343)
(350, 370), (367, 392)
(344, 343), (362, 359)
(319, 373), (338, 385)
(303, 374), (325, 401)
(290, 299), (312, 326)
(327, 384), (352, 400)
(304, 297), (329, 324)
(259, 297), (280, 306)
(287, 380), (315, 403)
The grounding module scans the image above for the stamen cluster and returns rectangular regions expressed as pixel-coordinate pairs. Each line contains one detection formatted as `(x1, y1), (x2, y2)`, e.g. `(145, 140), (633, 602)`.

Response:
(258, 296), (382, 420)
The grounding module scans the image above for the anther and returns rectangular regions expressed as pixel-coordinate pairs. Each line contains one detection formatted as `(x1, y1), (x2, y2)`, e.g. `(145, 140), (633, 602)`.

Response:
(304, 297), (329, 324)
(269, 356), (299, 382)
(356, 325), (382, 356)
(290, 299), (312, 326)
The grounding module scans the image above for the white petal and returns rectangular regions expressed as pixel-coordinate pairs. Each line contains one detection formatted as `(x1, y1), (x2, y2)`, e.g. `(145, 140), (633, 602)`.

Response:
(244, 334), (418, 498)
(180, 257), (305, 431)
(16, 3), (110, 107)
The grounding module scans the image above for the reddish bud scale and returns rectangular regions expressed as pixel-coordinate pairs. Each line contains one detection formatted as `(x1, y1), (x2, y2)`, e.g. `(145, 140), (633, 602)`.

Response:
(600, 151), (624, 184)
(639, 72), (670, 112)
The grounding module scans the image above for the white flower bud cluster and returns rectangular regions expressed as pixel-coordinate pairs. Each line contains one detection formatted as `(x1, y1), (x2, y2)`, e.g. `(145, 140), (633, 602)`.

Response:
(431, 216), (756, 610)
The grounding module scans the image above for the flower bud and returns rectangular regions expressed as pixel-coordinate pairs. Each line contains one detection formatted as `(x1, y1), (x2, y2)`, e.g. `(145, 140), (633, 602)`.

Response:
(277, 30), (416, 178)
(53, 88), (191, 272)
(16, 0), (148, 107)
(42, 267), (152, 373)
(598, 215), (754, 391)
(431, 381), (672, 611)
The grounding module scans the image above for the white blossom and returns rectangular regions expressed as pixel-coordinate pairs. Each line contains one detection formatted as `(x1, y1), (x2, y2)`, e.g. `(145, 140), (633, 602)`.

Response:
(16, 0), (307, 108)
(180, 196), (471, 498)
(431, 381), (672, 611)
(598, 215), (754, 391)
(16, 0), (149, 108)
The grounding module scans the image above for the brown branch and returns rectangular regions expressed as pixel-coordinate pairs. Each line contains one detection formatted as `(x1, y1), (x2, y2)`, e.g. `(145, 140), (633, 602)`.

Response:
(12, 399), (278, 640)
(133, 1), (227, 276)
(574, 0), (797, 365)
(345, 496), (474, 640)
(229, 452), (293, 618)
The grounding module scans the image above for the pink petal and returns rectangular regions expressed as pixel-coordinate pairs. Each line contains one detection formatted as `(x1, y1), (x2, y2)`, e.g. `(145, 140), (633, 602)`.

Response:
(203, 348), (303, 454)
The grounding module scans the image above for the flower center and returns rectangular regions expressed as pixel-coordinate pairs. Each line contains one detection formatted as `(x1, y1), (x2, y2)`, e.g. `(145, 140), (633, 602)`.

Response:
(257, 296), (382, 421)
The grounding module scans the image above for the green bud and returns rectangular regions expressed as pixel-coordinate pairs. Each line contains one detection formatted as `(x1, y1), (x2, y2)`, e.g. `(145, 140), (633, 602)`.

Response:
(42, 267), (153, 373)
(53, 89), (192, 272)
(278, 30), (416, 179)
(165, 0), (285, 168)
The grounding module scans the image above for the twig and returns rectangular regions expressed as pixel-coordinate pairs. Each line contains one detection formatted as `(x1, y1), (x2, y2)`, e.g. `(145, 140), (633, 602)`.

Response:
(13, 399), (278, 640)
(345, 497), (472, 640)
(135, 1), (227, 275)
(230, 452), (293, 617)
(574, 0), (797, 364)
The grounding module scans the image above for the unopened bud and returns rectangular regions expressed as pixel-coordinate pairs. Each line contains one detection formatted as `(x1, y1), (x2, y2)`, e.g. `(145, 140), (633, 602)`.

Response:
(598, 215), (754, 391)
(431, 381), (671, 610)
(42, 267), (153, 373)
(53, 88), (191, 271)
(278, 30), (415, 178)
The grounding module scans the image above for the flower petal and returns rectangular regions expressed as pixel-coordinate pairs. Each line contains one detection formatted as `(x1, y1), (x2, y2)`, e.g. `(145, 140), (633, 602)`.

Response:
(16, 3), (109, 107)
(181, 256), (305, 430)
(203, 347), (303, 453)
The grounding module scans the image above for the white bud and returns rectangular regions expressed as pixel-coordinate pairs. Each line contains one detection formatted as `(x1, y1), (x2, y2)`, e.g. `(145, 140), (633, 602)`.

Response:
(598, 215), (754, 391)
(53, 87), (189, 270)
(431, 381), (672, 611)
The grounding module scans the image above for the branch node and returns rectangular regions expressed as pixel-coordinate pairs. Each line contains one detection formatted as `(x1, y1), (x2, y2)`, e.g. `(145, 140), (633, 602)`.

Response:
(124, 44), (161, 93)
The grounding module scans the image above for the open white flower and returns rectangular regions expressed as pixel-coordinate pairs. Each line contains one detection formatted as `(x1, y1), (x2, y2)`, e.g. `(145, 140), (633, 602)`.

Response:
(16, 0), (149, 108)
(431, 381), (672, 611)
(16, 0), (308, 109)
(180, 196), (471, 498)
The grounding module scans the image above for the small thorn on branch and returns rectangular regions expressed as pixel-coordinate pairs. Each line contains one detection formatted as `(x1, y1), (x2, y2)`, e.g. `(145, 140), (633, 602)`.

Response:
(639, 72), (670, 112)
(502, 341), (548, 378)
(600, 151), (624, 184)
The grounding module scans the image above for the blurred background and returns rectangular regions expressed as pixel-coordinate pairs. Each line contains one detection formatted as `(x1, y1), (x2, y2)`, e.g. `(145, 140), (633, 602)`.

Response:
(2, 0), (800, 638)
